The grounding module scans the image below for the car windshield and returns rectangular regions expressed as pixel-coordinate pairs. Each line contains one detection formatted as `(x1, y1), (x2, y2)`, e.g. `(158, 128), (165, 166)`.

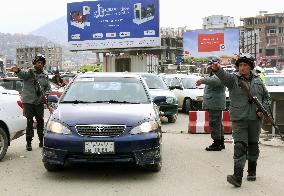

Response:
(265, 76), (284, 86)
(141, 74), (168, 90)
(162, 77), (172, 87)
(62, 77), (149, 104)
(181, 78), (203, 89)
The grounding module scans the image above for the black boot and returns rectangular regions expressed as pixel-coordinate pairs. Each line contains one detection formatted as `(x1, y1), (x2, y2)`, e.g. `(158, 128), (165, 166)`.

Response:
(247, 161), (257, 181)
(39, 140), (43, 148)
(227, 167), (243, 187)
(205, 140), (222, 151)
(26, 141), (32, 151)
(220, 137), (225, 150)
(38, 136), (43, 148)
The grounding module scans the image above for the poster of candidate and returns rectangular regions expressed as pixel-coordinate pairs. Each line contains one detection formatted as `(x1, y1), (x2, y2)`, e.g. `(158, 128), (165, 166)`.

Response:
(183, 29), (240, 58)
(67, 0), (160, 50)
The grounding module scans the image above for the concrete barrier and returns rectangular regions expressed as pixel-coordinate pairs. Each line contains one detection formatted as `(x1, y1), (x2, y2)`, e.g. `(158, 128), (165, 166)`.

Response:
(188, 111), (232, 134)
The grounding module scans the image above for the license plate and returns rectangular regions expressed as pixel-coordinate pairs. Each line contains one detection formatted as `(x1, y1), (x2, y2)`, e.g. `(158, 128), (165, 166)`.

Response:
(84, 141), (115, 154)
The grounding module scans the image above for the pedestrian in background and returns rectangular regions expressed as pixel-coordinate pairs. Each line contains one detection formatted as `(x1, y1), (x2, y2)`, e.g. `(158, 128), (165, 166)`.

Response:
(51, 70), (65, 87)
(210, 53), (271, 187)
(196, 56), (226, 151)
(10, 54), (51, 151)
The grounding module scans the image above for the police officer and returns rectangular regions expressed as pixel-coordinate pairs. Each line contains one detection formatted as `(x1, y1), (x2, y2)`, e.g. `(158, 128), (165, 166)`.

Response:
(210, 53), (271, 187)
(10, 54), (51, 151)
(196, 56), (226, 151)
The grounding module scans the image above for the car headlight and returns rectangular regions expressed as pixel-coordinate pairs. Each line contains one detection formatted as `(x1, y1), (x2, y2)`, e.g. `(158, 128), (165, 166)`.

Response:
(196, 96), (203, 101)
(166, 97), (175, 103)
(46, 120), (71, 135)
(130, 121), (159, 135)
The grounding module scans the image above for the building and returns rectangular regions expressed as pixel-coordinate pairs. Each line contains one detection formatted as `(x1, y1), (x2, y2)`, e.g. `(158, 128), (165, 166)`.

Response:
(16, 46), (63, 70)
(102, 27), (186, 73)
(203, 15), (235, 29)
(241, 12), (284, 67)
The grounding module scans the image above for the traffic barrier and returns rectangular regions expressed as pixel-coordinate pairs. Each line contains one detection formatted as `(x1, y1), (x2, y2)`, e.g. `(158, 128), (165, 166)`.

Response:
(188, 111), (232, 134)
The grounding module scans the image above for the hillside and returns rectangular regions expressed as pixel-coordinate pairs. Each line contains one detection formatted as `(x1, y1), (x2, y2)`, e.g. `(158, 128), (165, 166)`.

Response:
(0, 33), (52, 59)
(31, 16), (68, 45)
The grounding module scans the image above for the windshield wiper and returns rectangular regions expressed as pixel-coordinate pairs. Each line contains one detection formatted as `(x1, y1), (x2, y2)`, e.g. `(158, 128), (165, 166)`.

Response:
(105, 100), (141, 104)
(60, 100), (92, 104)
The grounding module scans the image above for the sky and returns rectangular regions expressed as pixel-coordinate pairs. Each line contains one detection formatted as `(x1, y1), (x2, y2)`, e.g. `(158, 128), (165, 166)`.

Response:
(0, 0), (284, 34)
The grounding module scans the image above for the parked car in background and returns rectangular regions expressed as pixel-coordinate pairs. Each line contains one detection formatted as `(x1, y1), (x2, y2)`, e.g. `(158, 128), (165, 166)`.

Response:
(138, 73), (178, 123)
(162, 74), (231, 112)
(162, 74), (205, 113)
(49, 82), (65, 98)
(264, 67), (276, 75)
(0, 77), (64, 98)
(0, 88), (26, 161)
(43, 72), (163, 172)
(264, 74), (284, 92)
(0, 77), (23, 94)
(61, 73), (76, 86)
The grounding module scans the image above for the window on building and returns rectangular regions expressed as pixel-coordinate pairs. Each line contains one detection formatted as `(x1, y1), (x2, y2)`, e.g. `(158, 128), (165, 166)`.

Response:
(259, 49), (262, 53)
(279, 37), (284, 44)
(279, 27), (284, 34)
(267, 28), (277, 35)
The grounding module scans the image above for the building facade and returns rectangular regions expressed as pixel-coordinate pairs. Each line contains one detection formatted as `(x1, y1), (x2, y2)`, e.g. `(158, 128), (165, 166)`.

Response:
(203, 15), (235, 29)
(16, 46), (63, 70)
(102, 27), (186, 73)
(241, 12), (284, 66)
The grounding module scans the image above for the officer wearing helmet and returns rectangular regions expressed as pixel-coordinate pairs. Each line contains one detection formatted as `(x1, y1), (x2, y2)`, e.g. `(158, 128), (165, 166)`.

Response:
(10, 54), (51, 151)
(210, 53), (271, 187)
(196, 56), (226, 151)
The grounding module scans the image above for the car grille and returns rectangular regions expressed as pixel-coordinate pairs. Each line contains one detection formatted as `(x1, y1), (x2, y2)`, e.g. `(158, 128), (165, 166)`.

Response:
(76, 125), (126, 137)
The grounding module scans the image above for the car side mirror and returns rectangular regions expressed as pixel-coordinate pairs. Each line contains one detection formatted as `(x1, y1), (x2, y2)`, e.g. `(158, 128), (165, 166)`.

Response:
(153, 96), (166, 104)
(48, 95), (58, 103)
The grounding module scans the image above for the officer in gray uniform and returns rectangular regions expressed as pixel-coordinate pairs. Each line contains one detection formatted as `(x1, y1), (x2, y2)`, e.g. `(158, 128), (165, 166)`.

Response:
(196, 56), (226, 151)
(10, 54), (51, 151)
(211, 53), (271, 187)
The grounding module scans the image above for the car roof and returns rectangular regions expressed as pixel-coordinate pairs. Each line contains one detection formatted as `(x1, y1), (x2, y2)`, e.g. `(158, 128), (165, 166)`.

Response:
(161, 74), (201, 79)
(265, 74), (284, 77)
(76, 72), (142, 79)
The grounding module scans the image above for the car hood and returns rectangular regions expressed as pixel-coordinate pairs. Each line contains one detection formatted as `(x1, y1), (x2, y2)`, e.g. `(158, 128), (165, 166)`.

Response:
(149, 89), (176, 98)
(52, 103), (157, 127)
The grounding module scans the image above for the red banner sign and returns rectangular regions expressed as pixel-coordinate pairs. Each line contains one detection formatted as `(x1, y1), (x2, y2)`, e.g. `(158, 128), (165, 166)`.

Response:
(198, 33), (224, 52)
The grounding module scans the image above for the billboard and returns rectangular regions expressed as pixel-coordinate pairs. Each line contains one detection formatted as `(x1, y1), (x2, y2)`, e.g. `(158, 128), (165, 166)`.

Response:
(183, 29), (240, 58)
(67, 0), (160, 50)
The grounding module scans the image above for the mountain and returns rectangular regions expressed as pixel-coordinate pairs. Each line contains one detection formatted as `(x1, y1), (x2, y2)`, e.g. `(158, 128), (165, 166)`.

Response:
(30, 16), (68, 45)
(0, 32), (52, 59)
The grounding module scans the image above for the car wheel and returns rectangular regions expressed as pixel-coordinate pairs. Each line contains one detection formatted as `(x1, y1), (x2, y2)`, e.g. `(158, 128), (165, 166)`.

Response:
(167, 115), (177, 123)
(0, 127), (8, 161)
(44, 163), (64, 172)
(144, 161), (162, 172)
(184, 99), (192, 113)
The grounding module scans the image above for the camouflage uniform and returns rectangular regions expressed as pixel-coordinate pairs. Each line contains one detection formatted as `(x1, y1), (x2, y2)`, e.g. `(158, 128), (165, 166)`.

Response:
(202, 74), (226, 150)
(16, 68), (50, 146)
(214, 67), (271, 185)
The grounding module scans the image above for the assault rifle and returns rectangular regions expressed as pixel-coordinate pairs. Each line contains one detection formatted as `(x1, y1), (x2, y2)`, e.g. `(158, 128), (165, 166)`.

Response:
(29, 69), (52, 112)
(239, 81), (283, 138)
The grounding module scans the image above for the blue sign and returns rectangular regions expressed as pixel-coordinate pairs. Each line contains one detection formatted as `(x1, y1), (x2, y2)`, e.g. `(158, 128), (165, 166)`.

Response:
(67, 0), (160, 50)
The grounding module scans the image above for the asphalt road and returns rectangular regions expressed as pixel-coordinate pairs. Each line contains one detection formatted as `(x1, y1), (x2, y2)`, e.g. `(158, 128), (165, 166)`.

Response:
(1, 113), (284, 196)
